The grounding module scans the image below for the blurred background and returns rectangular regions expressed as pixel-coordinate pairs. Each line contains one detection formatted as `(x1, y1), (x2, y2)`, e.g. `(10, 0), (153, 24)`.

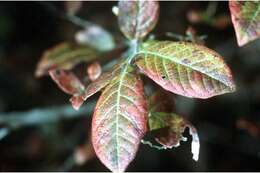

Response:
(0, 1), (260, 171)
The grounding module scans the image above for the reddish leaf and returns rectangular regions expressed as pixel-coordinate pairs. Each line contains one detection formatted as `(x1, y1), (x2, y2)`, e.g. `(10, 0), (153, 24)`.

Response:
(83, 61), (125, 102)
(49, 69), (85, 110)
(70, 95), (85, 110)
(36, 42), (98, 77)
(87, 62), (102, 82)
(135, 41), (236, 99)
(149, 89), (175, 113)
(118, 0), (159, 40)
(49, 69), (84, 95)
(229, 1), (260, 46)
(92, 65), (147, 172)
(149, 112), (200, 161)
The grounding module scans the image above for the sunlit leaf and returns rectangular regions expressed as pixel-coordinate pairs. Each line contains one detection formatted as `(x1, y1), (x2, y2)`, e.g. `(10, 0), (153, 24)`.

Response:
(36, 42), (99, 77)
(149, 112), (200, 161)
(135, 40), (236, 99)
(118, 0), (159, 40)
(229, 1), (260, 46)
(75, 25), (115, 52)
(92, 64), (147, 172)
(49, 69), (85, 110)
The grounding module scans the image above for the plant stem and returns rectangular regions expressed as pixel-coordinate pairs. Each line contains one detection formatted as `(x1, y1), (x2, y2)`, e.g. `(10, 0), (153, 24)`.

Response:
(0, 102), (95, 140)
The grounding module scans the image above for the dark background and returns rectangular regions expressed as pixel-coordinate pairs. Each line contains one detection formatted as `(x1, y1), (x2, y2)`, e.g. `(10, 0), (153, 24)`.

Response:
(0, 1), (260, 171)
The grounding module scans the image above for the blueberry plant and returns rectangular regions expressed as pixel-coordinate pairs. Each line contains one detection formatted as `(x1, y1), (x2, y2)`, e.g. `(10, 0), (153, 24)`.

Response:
(36, 1), (260, 172)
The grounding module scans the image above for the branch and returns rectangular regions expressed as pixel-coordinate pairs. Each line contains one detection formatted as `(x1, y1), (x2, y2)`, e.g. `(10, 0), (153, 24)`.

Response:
(0, 101), (95, 129)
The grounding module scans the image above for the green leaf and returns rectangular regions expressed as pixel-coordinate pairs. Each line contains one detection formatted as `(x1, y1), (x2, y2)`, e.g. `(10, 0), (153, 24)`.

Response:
(135, 40), (236, 99)
(92, 64), (147, 172)
(229, 1), (260, 46)
(118, 0), (159, 40)
(149, 112), (200, 161)
(35, 42), (99, 77)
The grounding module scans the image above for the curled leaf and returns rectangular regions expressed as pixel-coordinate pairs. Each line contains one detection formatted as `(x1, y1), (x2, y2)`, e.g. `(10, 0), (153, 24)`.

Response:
(118, 0), (159, 40)
(229, 1), (260, 46)
(135, 40), (236, 99)
(149, 112), (200, 161)
(36, 42), (99, 77)
(75, 25), (115, 51)
(92, 64), (147, 172)
(49, 69), (85, 110)
(87, 62), (102, 81)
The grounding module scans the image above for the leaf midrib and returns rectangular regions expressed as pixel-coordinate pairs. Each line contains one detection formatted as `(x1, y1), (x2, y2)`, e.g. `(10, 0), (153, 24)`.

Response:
(115, 64), (129, 172)
(242, 2), (260, 38)
(137, 50), (233, 89)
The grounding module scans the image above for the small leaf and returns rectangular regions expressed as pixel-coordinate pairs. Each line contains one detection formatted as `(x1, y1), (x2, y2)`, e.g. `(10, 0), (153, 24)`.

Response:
(149, 112), (200, 161)
(49, 69), (85, 110)
(36, 42), (99, 77)
(92, 64), (147, 172)
(75, 25), (115, 51)
(87, 62), (102, 81)
(118, 0), (159, 40)
(229, 1), (260, 46)
(135, 41), (236, 99)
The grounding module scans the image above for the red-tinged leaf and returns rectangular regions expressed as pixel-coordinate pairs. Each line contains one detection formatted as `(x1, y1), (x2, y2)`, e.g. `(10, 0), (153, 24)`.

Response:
(70, 95), (85, 110)
(87, 62), (102, 82)
(65, 1), (83, 15)
(49, 69), (85, 110)
(83, 61), (125, 102)
(149, 89), (175, 113)
(229, 1), (260, 46)
(135, 41), (236, 99)
(49, 69), (84, 95)
(118, 0), (159, 40)
(75, 25), (115, 52)
(149, 112), (200, 161)
(92, 64), (147, 172)
(36, 42), (99, 77)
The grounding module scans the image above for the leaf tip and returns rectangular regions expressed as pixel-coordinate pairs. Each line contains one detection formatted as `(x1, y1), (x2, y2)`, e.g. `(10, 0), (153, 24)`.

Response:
(70, 95), (84, 110)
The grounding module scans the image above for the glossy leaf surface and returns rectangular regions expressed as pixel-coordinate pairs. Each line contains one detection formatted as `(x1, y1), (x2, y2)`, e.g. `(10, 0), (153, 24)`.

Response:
(36, 42), (98, 77)
(229, 1), (260, 46)
(135, 41), (236, 99)
(92, 65), (147, 172)
(118, 0), (159, 40)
